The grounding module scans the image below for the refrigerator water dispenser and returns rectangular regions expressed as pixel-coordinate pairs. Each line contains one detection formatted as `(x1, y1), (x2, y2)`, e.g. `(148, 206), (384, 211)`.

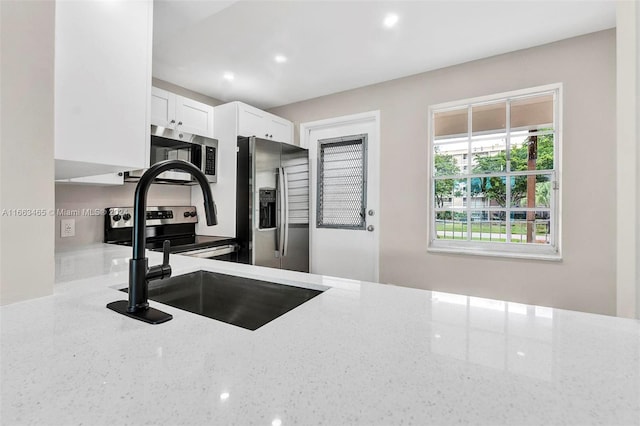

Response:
(259, 188), (277, 229)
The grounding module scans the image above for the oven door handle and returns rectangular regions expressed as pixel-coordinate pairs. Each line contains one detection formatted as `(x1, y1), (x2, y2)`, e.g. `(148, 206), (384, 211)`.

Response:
(179, 244), (237, 258)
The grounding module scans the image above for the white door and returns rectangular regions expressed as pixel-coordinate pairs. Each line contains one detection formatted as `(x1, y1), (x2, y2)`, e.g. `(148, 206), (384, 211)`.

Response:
(304, 112), (379, 282)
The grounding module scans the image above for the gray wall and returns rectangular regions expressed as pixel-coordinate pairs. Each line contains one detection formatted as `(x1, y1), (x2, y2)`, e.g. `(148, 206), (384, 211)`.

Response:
(0, 1), (55, 305)
(152, 77), (223, 107)
(54, 183), (191, 250)
(270, 30), (617, 315)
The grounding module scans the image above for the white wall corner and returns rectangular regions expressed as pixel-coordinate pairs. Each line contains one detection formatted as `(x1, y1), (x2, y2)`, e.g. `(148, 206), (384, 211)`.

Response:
(616, 0), (639, 318)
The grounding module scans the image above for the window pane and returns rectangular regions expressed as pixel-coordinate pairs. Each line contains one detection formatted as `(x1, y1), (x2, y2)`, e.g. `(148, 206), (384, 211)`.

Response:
(435, 210), (468, 240)
(471, 137), (507, 174)
(434, 108), (467, 138)
(510, 174), (553, 208)
(472, 102), (506, 135)
(470, 211), (507, 242)
(470, 177), (507, 208)
(510, 94), (553, 130)
(510, 131), (554, 171)
(433, 142), (466, 176)
(510, 174), (552, 208)
(434, 178), (467, 208)
(509, 210), (551, 244)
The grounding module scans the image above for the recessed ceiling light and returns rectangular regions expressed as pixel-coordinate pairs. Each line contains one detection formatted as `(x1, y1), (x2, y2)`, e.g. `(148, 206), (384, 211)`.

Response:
(223, 72), (234, 81)
(383, 13), (399, 29)
(274, 54), (287, 64)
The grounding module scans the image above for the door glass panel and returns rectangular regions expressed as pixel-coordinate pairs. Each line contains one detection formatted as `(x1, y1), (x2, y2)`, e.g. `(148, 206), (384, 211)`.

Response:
(317, 135), (367, 229)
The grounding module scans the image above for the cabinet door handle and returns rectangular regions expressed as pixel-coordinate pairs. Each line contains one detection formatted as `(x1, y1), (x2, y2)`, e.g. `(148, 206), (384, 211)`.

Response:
(169, 120), (175, 124)
(177, 121), (183, 126)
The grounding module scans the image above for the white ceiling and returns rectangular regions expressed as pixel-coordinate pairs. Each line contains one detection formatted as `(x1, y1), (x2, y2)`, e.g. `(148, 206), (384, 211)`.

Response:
(152, 0), (616, 109)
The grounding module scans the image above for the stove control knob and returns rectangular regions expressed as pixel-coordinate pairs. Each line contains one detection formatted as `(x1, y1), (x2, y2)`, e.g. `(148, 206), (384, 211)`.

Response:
(190, 211), (197, 217)
(112, 214), (122, 222)
(183, 211), (190, 218)
(122, 213), (131, 221)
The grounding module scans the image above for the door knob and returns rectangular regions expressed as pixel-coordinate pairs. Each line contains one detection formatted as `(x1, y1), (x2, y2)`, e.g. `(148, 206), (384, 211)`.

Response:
(367, 225), (375, 232)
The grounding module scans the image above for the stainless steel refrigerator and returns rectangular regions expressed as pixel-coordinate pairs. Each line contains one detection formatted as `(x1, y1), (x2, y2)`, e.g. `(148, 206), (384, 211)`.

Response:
(236, 136), (309, 272)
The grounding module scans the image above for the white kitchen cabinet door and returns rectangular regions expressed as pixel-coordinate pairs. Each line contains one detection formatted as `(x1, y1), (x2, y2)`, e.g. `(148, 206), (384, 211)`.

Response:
(54, 0), (152, 179)
(237, 102), (294, 144)
(150, 87), (176, 128)
(237, 103), (268, 138)
(176, 96), (214, 137)
(269, 115), (294, 145)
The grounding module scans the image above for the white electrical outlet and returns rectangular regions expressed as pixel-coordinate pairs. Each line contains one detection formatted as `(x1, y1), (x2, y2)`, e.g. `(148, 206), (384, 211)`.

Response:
(61, 219), (75, 238)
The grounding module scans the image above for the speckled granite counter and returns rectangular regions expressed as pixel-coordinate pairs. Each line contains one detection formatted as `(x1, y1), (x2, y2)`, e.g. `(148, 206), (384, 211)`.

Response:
(1, 244), (639, 425)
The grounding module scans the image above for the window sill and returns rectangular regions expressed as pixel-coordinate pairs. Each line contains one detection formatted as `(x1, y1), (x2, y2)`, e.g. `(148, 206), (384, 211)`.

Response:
(428, 243), (562, 262)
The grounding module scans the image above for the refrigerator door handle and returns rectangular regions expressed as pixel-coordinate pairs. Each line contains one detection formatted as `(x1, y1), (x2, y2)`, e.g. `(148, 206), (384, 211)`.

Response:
(282, 167), (290, 257)
(278, 167), (285, 256)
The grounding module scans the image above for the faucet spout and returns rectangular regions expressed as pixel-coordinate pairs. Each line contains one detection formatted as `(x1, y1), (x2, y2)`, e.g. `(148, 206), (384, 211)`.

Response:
(107, 159), (218, 324)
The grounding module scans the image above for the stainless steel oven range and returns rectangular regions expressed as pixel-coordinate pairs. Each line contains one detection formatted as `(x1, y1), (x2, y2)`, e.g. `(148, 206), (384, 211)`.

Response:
(104, 206), (238, 261)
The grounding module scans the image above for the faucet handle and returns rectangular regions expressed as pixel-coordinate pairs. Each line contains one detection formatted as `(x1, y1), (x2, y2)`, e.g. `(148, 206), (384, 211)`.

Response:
(147, 240), (173, 282)
(162, 240), (170, 266)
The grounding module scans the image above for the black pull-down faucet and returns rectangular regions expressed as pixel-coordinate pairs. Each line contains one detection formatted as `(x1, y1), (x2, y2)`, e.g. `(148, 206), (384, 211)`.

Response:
(107, 160), (218, 324)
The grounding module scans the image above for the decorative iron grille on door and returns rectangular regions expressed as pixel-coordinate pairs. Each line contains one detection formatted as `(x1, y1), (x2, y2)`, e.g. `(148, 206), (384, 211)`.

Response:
(316, 134), (368, 229)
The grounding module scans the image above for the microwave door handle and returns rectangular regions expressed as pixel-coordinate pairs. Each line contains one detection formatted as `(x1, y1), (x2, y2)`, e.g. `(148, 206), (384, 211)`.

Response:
(278, 167), (285, 256)
(282, 167), (289, 257)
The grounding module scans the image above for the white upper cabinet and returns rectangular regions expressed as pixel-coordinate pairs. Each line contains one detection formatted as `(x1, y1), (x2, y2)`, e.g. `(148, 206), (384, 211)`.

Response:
(269, 115), (294, 144)
(150, 87), (214, 138)
(54, 0), (153, 180)
(237, 103), (268, 138)
(176, 96), (214, 137)
(150, 87), (176, 128)
(236, 102), (294, 145)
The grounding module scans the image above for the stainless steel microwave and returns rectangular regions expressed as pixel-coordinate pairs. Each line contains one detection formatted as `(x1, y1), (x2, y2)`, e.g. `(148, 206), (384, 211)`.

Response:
(127, 125), (218, 184)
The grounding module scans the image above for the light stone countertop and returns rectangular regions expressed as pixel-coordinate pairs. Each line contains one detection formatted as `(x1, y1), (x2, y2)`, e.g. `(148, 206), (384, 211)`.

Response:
(1, 243), (639, 425)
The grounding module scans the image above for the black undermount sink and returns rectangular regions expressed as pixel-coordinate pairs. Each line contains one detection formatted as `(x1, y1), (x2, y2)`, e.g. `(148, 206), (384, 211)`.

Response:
(120, 270), (324, 330)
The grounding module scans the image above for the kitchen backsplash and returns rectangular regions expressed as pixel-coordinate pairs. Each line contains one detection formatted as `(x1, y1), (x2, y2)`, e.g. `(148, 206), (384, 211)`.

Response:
(55, 183), (191, 250)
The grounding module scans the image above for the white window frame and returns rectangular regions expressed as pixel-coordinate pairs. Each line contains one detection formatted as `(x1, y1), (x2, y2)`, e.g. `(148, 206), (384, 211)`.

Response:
(428, 83), (562, 261)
